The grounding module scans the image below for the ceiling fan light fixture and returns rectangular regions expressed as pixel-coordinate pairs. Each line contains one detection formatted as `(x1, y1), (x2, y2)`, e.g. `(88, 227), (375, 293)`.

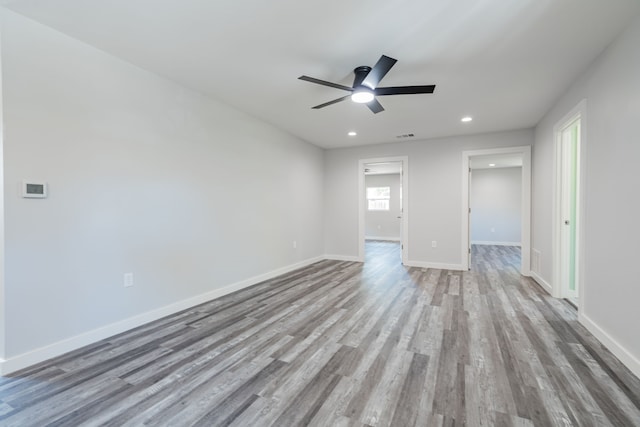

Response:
(300, 55), (435, 113)
(351, 87), (375, 104)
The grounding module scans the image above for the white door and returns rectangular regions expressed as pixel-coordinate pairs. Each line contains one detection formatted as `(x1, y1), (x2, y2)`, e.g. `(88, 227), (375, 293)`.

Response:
(559, 119), (580, 300)
(398, 166), (403, 255)
(467, 168), (472, 268)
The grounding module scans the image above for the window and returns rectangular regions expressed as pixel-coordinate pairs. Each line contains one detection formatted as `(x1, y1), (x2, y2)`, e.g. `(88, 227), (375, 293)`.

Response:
(367, 186), (390, 211)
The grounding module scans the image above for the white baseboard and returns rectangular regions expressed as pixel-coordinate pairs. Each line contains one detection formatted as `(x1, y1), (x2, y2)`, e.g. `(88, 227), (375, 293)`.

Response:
(471, 241), (521, 246)
(529, 274), (640, 378)
(323, 254), (362, 262)
(579, 313), (640, 379)
(0, 255), (325, 375)
(404, 260), (465, 271)
(365, 236), (400, 242)
(530, 271), (552, 295)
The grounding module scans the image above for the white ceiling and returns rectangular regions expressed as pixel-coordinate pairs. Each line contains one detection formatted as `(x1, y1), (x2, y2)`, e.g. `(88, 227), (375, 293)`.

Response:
(469, 153), (522, 170)
(3, 0), (639, 149)
(364, 162), (402, 175)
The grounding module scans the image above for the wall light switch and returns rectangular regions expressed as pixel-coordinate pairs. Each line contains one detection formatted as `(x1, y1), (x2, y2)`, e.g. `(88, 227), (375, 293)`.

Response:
(124, 273), (134, 288)
(432, 241), (437, 248)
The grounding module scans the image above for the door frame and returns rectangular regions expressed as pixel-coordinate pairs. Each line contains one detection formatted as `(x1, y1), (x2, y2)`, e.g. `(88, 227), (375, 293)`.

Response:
(552, 99), (586, 303)
(461, 146), (532, 274)
(358, 156), (409, 264)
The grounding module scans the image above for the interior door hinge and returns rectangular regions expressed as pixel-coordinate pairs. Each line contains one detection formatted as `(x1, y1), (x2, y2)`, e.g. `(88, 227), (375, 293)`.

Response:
(469, 248), (471, 254)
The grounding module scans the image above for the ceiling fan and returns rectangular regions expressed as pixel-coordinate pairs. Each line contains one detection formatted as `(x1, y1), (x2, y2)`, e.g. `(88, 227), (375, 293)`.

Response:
(298, 55), (436, 114)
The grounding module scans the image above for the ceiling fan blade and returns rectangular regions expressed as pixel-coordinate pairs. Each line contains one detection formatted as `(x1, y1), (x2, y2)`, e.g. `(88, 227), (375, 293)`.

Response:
(367, 98), (385, 114)
(299, 75), (353, 92)
(362, 55), (397, 89)
(375, 85), (436, 96)
(312, 95), (351, 109)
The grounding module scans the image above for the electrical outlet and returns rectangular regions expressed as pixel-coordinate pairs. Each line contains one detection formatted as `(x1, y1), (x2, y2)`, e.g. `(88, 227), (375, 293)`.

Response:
(432, 241), (437, 248)
(124, 272), (134, 288)
(491, 227), (495, 233)
(293, 241), (297, 249)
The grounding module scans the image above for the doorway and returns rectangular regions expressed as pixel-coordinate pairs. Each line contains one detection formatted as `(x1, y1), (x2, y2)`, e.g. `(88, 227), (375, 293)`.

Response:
(462, 146), (531, 274)
(469, 155), (523, 271)
(358, 157), (408, 264)
(553, 101), (584, 305)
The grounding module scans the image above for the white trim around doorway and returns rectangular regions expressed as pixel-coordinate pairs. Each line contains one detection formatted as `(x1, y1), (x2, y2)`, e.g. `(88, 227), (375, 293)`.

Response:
(552, 99), (586, 306)
(461, 146), (532, 274)
(358, 156), (409, 264)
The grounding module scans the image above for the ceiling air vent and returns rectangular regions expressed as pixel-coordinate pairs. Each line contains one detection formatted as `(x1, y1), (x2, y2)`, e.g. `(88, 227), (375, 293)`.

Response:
(396, 133), (415, 139)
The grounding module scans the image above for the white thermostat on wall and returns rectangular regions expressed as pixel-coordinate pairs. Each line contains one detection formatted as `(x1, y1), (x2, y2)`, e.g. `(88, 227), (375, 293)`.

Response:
(22, 181), (48, 198)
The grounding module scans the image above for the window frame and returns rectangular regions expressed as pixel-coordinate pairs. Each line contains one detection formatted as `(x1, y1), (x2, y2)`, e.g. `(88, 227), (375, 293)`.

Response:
(366, 186), (391, 211)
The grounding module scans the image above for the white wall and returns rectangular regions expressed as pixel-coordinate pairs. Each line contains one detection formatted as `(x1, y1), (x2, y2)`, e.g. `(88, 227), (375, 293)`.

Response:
(532, 14), (640, 374)
(365, 174), (401, 241)
(0, 21), (4, 360)
(471, 167), (521, 245)
(0, 10), (324, 367)
(324, 129), (533, 268)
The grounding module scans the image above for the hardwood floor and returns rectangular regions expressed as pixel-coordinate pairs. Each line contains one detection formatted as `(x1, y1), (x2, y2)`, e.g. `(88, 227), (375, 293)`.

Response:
(1, 242), (639, 426)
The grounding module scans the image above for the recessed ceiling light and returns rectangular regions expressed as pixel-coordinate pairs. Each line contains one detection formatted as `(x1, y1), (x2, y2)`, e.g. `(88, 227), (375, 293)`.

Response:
(461, 116), (473, 122)
(489, 163), (496, 167)
(348, 131), (357, 136)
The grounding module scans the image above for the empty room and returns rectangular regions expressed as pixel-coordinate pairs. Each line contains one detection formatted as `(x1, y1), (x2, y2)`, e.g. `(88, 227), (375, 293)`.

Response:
(1, 0), (639, 426)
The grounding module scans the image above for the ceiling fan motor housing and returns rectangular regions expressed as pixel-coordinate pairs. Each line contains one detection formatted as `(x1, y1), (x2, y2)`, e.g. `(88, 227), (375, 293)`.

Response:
(353, 66), (372, 88)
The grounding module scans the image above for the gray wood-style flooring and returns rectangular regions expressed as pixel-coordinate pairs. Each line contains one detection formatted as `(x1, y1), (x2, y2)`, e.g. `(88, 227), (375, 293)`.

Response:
(1, 241), (639, 426)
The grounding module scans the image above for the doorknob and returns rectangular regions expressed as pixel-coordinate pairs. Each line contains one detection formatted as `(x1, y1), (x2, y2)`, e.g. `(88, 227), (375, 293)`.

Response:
(397, 216), (402, 219)
(564, 220), (570, 225)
